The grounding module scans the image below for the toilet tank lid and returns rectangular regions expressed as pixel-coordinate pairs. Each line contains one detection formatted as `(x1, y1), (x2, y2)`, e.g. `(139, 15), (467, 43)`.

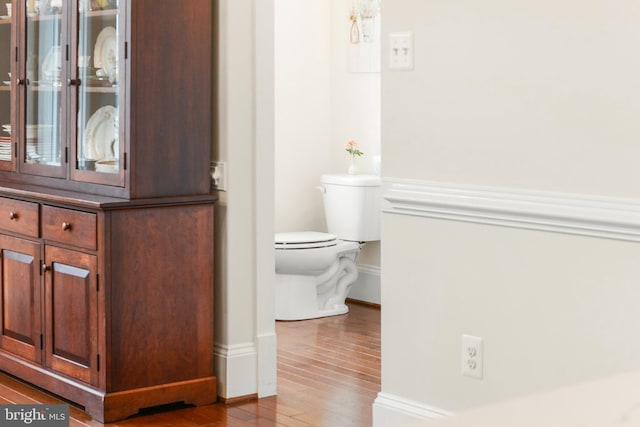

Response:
(275, 231), (337, 245)
(321, 174), (381, 187)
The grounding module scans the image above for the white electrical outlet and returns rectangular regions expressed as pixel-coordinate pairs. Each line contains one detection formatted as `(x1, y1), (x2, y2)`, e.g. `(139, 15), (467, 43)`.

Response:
(389, 32), (414, 70)
(461, 334), (483, 379)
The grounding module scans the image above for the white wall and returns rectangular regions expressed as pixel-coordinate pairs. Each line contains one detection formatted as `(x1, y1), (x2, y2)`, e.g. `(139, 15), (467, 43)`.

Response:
(274, 0), (382, 233)
(377, 1), (640, 425)
(329, 0), (382, 176)
(274, 0), (382, 295)
(274, 0), (332, 234)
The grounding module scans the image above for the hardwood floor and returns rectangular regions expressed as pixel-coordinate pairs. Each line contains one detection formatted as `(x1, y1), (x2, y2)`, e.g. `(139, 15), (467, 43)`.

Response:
(0, 303), (381, 426)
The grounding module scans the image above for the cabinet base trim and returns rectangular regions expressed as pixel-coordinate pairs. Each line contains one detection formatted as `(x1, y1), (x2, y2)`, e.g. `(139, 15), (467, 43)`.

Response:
(102, 377), (217, 422)
(0, 350), (217, 423)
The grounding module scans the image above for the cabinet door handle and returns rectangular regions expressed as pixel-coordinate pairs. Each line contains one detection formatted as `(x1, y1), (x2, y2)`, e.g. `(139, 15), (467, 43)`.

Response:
(42, 264), (50, 273)
(67, 78), (81, 87)
(9, 212), (18, 220)
(16, 78), (25, 86)
(62, 222), (72, 231)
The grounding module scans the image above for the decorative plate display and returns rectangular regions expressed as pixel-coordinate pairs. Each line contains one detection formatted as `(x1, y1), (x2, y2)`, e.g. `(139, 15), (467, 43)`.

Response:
(93, 26), (117, 75)
(83, 105), (118, 162)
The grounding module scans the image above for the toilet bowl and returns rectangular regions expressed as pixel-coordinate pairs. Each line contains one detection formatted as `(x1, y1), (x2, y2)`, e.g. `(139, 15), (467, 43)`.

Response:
(274, 174), (381, 321)
(275, 231), (360, 320)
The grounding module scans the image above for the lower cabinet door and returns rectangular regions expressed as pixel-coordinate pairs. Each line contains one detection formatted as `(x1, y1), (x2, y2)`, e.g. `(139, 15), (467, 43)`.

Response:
(44, 246), (98, 386)
(0, 235), (42, 363)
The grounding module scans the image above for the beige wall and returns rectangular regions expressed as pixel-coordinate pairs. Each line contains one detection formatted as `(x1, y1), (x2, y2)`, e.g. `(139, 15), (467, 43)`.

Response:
(383, 0), (640, 195)
(383, 214), (640, 409)
(377, 0), (640, 424)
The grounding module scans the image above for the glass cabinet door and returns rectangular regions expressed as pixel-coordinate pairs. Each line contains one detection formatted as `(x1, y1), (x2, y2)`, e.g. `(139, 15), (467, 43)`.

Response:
(71, 0), (123, 185)
(0, 1), (14, 171)
(21, 0), (66, 177)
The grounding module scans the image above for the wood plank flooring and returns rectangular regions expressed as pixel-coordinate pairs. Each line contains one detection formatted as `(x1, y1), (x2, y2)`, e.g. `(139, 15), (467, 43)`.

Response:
(0, 303), (380, 426)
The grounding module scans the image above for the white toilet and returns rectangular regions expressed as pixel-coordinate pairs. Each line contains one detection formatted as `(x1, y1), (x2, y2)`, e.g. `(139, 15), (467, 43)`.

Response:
(274, 174), (381, 320)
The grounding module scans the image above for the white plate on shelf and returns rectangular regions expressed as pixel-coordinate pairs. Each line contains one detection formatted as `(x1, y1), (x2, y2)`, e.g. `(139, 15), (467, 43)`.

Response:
(83, 105), (118, 162)
(94, 27), (117, 74)
(2, 81), (10, 85)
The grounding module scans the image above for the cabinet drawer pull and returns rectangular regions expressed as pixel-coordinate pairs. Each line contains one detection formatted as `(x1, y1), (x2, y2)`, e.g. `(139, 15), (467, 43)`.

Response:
(9, 211), (18, 220)
(62, 222), (72, 231)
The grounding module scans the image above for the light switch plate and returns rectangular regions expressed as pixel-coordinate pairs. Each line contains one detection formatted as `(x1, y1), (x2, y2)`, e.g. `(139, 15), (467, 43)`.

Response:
(389, 32), (414, 70)
(211, 161), (227, 191)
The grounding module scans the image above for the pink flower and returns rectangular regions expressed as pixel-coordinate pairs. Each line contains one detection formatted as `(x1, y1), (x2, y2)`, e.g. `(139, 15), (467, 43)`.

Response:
(345, 140), (363, 157)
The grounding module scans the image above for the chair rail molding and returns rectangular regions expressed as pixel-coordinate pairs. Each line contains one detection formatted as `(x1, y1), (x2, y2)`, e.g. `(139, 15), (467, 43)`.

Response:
(383, 178), (640, 242)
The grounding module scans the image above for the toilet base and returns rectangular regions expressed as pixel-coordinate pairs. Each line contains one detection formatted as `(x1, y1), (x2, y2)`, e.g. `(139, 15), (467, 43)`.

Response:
(275, 272), (353, 321)
(274, 239), (360, 321)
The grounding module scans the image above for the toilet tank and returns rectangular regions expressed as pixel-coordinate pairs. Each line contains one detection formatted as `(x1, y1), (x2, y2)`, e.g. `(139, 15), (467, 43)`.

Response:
(320, 174), (381, 242)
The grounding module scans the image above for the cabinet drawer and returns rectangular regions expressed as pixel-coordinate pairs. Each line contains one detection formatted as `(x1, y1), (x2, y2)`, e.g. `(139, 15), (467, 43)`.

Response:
(42, 206), (97, 250)
(0, 197), (39, 238)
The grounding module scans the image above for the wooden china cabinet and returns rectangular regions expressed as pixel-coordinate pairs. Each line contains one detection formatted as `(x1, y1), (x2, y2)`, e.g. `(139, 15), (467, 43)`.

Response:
(0, 0), (216, 422)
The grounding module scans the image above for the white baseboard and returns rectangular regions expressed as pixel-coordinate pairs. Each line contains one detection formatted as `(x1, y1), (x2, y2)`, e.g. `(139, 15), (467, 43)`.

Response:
(214, 342), (257, 399)
(373, 392), (453, 426)
(348, 264), (381, 305)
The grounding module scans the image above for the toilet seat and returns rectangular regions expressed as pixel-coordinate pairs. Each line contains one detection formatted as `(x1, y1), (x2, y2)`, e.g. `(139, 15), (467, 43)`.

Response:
(275, 231), (337, 250)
